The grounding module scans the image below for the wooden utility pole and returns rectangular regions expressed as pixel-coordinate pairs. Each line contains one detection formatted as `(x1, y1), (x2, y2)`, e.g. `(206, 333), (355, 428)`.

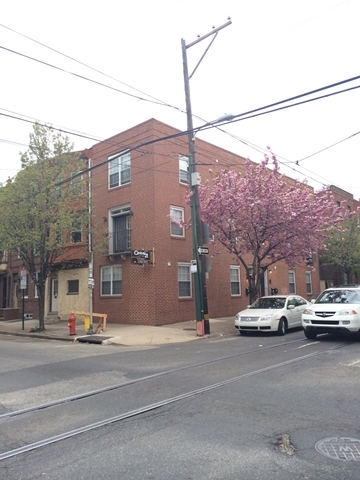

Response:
(181, 20), (232, 335)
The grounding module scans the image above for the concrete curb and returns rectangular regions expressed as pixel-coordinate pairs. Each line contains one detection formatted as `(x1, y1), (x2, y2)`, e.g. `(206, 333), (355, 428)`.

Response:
(0, 330), (76, 342)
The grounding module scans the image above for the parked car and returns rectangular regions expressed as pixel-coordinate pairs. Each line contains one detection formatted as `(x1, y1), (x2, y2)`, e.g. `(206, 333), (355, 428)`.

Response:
(235, 295), (310, 336)
(308, 293), (320, 302)
(302, 286), (360, 339)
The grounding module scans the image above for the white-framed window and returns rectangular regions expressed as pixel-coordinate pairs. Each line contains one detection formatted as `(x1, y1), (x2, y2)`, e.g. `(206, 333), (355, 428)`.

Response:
(305, 271), (312, 294)
(109, 205), (131, 253)
(178, 263), (191, 298)
(288, 270), (296, 294)
(101, 266), (122, 296)
(71, 171), (83, 195)
(179, 155), (189, 184)
(70, 219), (82, 243)
(230, 266), (241, 296)
(108, 151), (131, 189)
(170, 206), (184, 237)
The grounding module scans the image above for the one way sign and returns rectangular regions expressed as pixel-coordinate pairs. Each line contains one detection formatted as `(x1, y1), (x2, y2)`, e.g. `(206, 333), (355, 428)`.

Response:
(198, 246), (209, 255)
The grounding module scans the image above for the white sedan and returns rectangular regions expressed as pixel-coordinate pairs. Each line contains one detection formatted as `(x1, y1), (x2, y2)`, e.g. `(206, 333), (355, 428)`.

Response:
(235, 295), (310, 336)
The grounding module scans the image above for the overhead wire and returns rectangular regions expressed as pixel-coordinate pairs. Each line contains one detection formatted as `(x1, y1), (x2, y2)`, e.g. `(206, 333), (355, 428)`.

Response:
(1, 22), (360, 194)
(0, 23), (186, 115)
(1, 22), (360, 192)
(1, 47), (359, 192)
(0, 79), (358, 193)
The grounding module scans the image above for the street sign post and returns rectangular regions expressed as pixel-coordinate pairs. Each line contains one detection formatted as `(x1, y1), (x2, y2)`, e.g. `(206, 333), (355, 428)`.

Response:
(19, 267), (27, 331)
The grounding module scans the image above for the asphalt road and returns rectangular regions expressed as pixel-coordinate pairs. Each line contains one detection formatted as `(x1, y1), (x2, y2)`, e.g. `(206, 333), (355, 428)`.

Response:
(0, 329), (359, 479)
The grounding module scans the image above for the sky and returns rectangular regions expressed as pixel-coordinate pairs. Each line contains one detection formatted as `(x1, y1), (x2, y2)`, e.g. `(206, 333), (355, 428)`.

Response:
(1, 0), (360, 199)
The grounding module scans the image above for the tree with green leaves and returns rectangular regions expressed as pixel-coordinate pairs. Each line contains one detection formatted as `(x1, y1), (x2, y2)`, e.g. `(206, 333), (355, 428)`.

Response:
(319, 216), (360, 285)
(0, 124), (89, 330)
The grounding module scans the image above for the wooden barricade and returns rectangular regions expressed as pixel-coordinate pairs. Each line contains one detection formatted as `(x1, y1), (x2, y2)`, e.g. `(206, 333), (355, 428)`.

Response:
(72, 311), (107, 333)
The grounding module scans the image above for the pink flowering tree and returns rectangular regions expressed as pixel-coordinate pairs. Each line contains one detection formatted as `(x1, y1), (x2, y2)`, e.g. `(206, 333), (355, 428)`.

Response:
(198, 153), (342, 304)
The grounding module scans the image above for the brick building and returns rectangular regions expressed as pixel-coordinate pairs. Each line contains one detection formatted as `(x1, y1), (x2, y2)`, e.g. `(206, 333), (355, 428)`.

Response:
(86, 118), (321, 326)
(0, 119), (326, 325)
(319, 185), (360, 289)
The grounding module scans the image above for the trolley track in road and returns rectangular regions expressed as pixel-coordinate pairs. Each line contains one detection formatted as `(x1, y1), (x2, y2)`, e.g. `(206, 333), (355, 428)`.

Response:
(0, 340), (352, 461)
(0, 336), (309, 421)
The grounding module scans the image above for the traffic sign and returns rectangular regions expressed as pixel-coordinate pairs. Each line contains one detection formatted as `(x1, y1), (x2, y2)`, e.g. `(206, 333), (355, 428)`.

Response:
(198, 246), (209, 255)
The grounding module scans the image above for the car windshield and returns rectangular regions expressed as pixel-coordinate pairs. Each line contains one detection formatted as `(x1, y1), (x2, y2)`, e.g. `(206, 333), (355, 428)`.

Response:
(316, 289), (360, 304)
(250, 297), (286, 309)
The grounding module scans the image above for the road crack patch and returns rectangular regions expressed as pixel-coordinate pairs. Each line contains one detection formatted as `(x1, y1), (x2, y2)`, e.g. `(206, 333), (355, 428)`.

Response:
(277, 433), (295, 455)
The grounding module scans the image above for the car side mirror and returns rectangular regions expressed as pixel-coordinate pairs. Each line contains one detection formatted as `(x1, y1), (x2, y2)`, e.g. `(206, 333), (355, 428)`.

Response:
(311, 299), (316, 303)
(288, 304), (295, 310)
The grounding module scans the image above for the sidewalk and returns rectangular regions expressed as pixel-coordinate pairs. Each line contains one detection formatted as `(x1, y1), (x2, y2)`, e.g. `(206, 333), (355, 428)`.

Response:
(0, 316), (237, 346)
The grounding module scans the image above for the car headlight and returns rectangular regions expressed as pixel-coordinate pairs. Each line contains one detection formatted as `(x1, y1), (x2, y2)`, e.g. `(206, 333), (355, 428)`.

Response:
(338, 309), (357, 315)
(303, 308), (313, 315)
(260, 314), (272, 322)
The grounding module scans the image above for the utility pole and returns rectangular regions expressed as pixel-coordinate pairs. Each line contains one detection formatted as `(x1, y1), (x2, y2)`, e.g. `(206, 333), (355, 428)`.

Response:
(87, 156), (95, 335)
(181, 19), (232, 336)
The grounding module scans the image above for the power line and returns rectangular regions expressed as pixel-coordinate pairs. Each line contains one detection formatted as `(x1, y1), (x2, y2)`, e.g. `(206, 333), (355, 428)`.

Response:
(0, 23), (185, 114)
(2, 75), (360, 193)
(0, 45), (175, 108)
(1, 23), (360, 192)
(3, 75), (360, 154)
(294, 130), (360, 163)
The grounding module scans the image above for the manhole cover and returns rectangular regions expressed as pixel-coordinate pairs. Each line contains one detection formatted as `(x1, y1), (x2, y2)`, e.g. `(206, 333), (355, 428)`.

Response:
(315, 437), (360, 461)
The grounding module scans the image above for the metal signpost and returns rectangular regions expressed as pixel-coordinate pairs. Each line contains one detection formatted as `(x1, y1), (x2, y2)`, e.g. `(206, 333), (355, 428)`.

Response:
(19, 267), (27, 331)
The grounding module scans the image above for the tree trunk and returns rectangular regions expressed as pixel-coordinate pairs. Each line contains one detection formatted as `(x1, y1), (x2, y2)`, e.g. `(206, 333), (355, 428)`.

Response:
(248, 276), (260, 304)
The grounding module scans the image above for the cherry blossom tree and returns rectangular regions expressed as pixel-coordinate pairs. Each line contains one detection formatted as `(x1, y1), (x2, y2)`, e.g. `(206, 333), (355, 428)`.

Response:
(198, 152), (342, 303)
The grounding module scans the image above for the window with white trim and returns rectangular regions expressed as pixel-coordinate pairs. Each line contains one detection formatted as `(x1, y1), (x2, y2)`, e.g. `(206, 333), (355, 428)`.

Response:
(305, 271), (312, 294)
(288, 270), (296, 294)
(109, 151), (131, 188)
(179, 155), (189, 184)
(230, 266), (241, 296)
(178, 263), (191, 298)
(109, 205), (131, 253)
(101, 266), (122, 296)
(170, 206), (184, 237)
(71, 171), (83, 195)
(70, 218), (82, 243)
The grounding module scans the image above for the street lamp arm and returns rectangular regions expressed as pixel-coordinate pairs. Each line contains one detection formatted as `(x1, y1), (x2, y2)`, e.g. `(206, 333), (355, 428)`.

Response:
(197, 113), (235, 130)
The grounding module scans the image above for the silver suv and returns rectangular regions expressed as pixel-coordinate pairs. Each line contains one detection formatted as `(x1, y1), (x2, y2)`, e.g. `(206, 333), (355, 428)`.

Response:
(302, 286), (360, 339)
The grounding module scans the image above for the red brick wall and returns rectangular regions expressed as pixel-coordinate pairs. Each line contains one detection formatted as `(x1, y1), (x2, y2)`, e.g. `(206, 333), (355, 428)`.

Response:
(90, 119), (322, 325)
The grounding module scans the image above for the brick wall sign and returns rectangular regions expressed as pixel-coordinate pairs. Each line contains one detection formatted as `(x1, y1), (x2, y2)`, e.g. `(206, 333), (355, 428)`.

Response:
(131, 249), (151, 265)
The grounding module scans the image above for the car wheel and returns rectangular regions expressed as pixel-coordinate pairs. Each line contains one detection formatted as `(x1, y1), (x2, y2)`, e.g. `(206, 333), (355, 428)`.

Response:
(304, 330), (317, 340)
(277, 318), (286, 336)
(240, 330), (247, 335)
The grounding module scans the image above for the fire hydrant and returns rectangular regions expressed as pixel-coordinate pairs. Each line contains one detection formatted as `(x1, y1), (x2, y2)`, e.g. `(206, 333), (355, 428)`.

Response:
(68, 312), (76, 335)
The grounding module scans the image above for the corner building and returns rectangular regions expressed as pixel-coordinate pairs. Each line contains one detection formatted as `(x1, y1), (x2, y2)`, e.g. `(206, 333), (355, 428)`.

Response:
(88, 119), (320, 325)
